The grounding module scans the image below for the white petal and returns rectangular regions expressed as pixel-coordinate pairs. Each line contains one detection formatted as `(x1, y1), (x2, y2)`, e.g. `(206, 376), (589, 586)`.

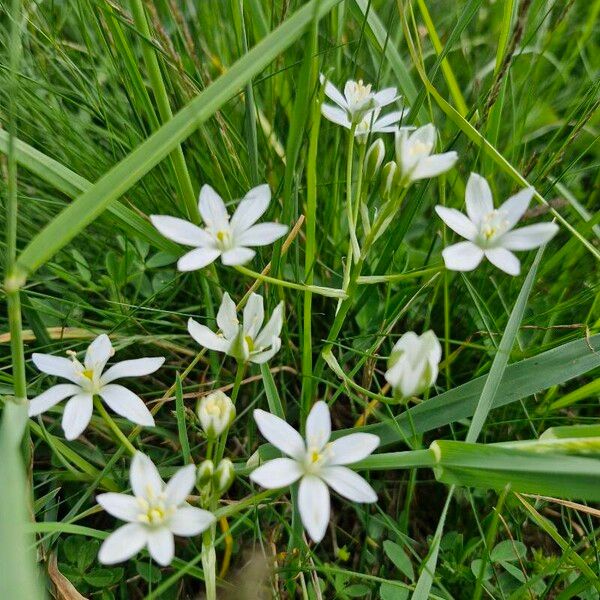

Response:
(371, 109), (406, 129)
(147, 528), (174, 566)
(61, 393), (93, 440)
(328, 433), (380, 465)
(188, 318), (230, 352)
(305, 401), (331, 450)
(442, 241), (484, 272)
(319, 74), (348, 108)
(411, 152), (458, 180)
(500, 222), (559, 250)
(99, 384), (155, 427)
(230, 184), (271, 234)
(500, 187), (534, 229)
(130, 452), (163, 500)
(249, 339), (281, 364)
(198, 184), (229, 230)
(373, 87), (398, 107)
(216, 292), (240, 339)
(149, 215), (213, 247)
(177, 247), (221, 271)
(85, 334), (113, 371)
(253, 409), (305, 459)
(98, 523), (147, 565)
(235, 223), (288, 247)
(100, 357), (165, 385)
(96, 493), (140, 522)
(221, 247), (256, 265)
(484, 247), (521, 276)
(321, 104), (351, 128)
(320, 466), (377, 503)
(28, 384), (80, 416)
(164, 464), (196, 506)
(434, 206), (477, 240)
(243, 293), (265, 339)
(409, 123), (436, 148)
(249, 458), (302, 489)
(253, 302), (284, 349)
(298, 475), (330, 543)
(169, 506), (215, 536)
(466, 173), (494, 224)
(32, 353), (79, 383)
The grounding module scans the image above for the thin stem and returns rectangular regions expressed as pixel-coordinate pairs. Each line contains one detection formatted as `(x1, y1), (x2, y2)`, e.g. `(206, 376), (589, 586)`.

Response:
(93, 397), (137, 455)
(229, 361), (246, 405)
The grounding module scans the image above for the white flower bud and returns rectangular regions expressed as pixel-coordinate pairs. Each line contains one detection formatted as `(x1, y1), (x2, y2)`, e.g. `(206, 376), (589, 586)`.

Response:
(384, 331), (441, 401)
(380, 161), (401, 199)
(197, 391), (235, 439)
(364, 138), (385, 180)
(197, 459), (214, 487)
(213, 458), (235, 495)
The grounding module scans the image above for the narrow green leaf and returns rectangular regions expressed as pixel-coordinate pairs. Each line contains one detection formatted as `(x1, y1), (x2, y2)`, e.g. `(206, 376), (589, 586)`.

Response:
(175, 373), (192, 464)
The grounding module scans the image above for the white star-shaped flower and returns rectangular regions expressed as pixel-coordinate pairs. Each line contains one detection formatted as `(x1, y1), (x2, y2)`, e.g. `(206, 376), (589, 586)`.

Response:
(97, 453), (214, 566)
(28, 334), (163, 440)
(188, 292), (283, 365)
(250, 401), (379, 543)
(151, 184), (288, 271)
(435, 173), (559, 275)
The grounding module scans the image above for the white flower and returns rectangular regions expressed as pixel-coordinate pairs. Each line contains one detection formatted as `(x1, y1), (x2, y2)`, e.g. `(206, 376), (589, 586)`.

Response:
(28, 334), (163, 440)
(250, 401), (379, 543)
(395, 124), (458, 184)
(188, 292), (283, 365)
(435, 173), (559, 276)
(384, 331), (441, 400)
(150, 184), (288, 271)
(97, 453), (214, 566)
(197, 391), (235, 438)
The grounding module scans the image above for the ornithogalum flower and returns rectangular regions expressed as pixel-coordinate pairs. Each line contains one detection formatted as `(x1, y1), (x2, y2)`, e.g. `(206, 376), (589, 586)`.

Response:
(435, 173), (559, 275)
(395, 124), (458, 185)
(384, 331), (441, 400)
(197, 391), (236, 439)
(151, 184), (287, 271)
(97, 453), (214, 566)
(250, 401), (379, 543)
(28, 334), (163, 440)
(188, 292), (283, 365)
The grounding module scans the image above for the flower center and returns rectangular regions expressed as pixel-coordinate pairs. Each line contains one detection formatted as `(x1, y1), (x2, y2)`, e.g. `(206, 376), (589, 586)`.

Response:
(81, 368), (94, 380)
(353, 80), (372, 102)
(480, 210), (509, 243)
(137, 496), (174, 527)
(244, 335), (255, 353)
(408, 141), (433, 157)
(215, 229), (232, 250)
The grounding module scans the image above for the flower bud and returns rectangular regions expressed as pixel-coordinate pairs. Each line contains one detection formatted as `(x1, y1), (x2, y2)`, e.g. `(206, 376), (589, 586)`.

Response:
(384, 330), (441, 401)
(197, 459), (214, 487)
(213, 458), (235, 495)
(197, 391), (235, 439)
(364, 138), (385, 180)
(379, 161), (401, 199)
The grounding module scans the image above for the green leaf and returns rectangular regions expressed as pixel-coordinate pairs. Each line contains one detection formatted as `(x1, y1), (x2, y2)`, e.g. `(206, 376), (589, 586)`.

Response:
(383, 541), (414, 581)
(83, 567), (124, 588)
(344, 584), (372, 597)
(490, 540), (527, 563)
(77, 540), (100, 572)
(136, 560), (162, 584)
(380, 583), (409, 600)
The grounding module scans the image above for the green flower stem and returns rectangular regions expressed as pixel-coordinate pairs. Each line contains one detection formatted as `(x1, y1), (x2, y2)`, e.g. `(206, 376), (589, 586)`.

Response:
(92, 397), (137, 456)
(352, 141), (367, 236)
(229, 361), (246, 405)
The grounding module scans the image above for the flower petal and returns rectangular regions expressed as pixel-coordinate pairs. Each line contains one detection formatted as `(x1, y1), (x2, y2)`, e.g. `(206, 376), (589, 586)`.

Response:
(319, 74), (348, 108)
(178, 247), (221, 271)
(61, 393), (93, 440)
(28, 384), (80, 417)
(249, 339), (281, 364)
(305, 401), (331, 450)
(32, 353), (79, 383)
(147, 528), (174, 566)
(298, 475), (330, 543)
(484, 247), (521, 276)
(188, 318), (230, 353)
(164, 464), (196, 506)
(321, 104), (351, 128)
(409, 123), (436, 148)
(500, 222), (559, 250)
(434, 206), (477, 240)
(373, 87), (398, 107)
(253, 302), (284, 349)
(500, 187), (534, 229)
(221, 246), (256, 265)
(130, 452), (163, 500)
(371, 109), (406, 129)
(198, 184), (229, 230)
(328, 433), (380, 465)
(441, 241), (484, 272)
(99, 384), (155, 427)
(253, 409), (305, 459)
(411, 152), (458, 180)
(235, 223), (288, 247)
(149, 215), (213, 247)
(169, 506), (215, 536)
(216, 292), (239, 339)
(96, 493), (140, 522)
(98, 523), (147, 565)
(100, 357), (165, 385)
(249, 458), (302, 489)
(465, 173), (494, 224)
(85, 334), (113, 371)
(320, 466), (377, 503)
(230, 184), (271, 234)
(243, 293), (265, 339)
